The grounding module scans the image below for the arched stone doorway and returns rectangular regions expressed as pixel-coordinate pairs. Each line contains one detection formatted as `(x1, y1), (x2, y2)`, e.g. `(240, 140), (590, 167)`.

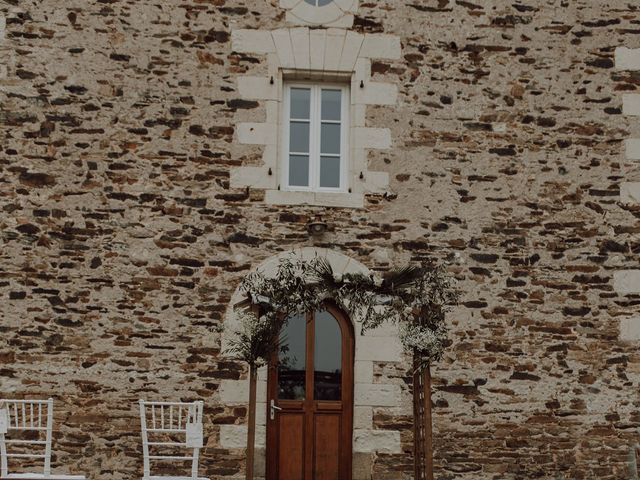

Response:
(221, 248), (405, 480)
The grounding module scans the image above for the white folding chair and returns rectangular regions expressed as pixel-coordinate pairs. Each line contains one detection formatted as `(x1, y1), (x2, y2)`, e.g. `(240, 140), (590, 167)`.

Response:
(139, 400), (207, 480)
(0, 398), (85, 479)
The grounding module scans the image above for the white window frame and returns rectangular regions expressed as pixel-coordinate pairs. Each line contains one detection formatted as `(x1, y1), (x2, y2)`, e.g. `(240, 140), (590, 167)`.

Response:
(281, 82), (350, 193)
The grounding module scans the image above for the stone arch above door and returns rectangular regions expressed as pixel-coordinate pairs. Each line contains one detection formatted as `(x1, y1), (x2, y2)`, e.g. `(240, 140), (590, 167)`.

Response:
(220, 247), (406, 480)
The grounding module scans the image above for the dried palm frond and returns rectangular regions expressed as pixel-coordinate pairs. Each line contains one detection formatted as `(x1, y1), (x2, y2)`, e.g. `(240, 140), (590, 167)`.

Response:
(382, 264), (423, 292)
(226, 311), (284, 367)
(307, 257), (340, 289)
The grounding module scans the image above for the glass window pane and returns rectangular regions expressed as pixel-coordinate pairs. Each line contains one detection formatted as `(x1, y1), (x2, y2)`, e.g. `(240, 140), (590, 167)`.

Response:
(321, 90), (341, 121)
(320, 156), (341, 189)
(289, 155), (310, 187)
(318, 0), (333, 5)
(290, 88), (311, 119)
(279, 313), (307, 400)
(290, 121), (310, 153)
(314, 310), (342, 401)
(320, 123), (341, 155)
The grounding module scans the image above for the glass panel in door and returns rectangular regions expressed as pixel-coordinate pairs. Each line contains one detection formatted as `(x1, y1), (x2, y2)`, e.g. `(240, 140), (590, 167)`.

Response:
(314, 310), (342, 401)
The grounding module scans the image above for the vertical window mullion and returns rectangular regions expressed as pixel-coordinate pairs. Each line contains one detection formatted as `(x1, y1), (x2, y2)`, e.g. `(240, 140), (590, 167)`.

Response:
(341, 86), (347, 191)
(309, 86), (315, 191)
(283, 86), (290, 190)
(312, 86), (320, 191)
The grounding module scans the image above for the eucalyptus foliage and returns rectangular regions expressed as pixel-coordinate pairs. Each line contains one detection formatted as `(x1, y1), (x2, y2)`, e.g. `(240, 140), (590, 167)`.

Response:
(227, 255), (458, 369)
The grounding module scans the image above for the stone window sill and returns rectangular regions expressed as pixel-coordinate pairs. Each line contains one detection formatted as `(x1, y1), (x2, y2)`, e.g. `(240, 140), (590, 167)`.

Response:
(265, 189), (364, 208)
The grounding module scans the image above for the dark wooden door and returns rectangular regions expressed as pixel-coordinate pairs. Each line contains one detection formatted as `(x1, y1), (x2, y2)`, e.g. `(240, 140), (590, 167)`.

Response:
(266, 304), (354, 480)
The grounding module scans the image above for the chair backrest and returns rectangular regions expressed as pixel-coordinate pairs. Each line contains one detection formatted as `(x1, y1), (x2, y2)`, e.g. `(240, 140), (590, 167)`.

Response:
(139, 400), (204, 480)
(0, 398), (54, 478)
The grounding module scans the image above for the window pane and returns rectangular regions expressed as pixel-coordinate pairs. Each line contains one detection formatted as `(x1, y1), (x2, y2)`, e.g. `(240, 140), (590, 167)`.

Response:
(318, 0), (333, 6)
(321, 89), (341, 121)
(314, 310), (342, 401)
(320, 123), (341, 155)
(279, 313), (307, 400)
(289, 155), (310, 187)
(290, 88), (311, 119)
(290, 121), (310, 153)
(320, 156), (341, 189)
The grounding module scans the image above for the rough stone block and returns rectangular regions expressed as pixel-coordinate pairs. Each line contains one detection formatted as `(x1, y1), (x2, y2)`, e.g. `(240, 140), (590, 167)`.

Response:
(353, 406), (373, 429)
(272, 29), (296, 68)
(354, 81), (397, 106)
(254, 447), (266, 477)
(339, 31), (364, 71)
(279, 0), (298, 8)
(353, 127), (391, 150)
(309, 29), (327, 71)
(354, 384), (400, 407)
(237, 76), (277, 101)
(620, 182), (640, 204)
(352, 452), (373, 480)
(354, 361), (373, 383)
(231, 29), (275, 54)
(219, 379), (248, 405)
(230, 166), (277, 189)
(236, 123), (278, 145)
(363, 171), (390, 193)
(356, 336), (403, 362)
(325, 14), (354, 29)
(290, 28), (311, 70)
(219, 425), (266, 449)
(626, 139), (640, 160)
(256, 402), (267, 426)
(335, 0), (358, 9)
(623, 94), (640, 116)
(324, 30), (346, 71)
(614, 270), (640, 295)
(360, 34), (402, 60)
(353, 429), (402, 453)
(220, 378), (267, 405)
(616, 47), (640, 70)
(620, 317), (640, 341)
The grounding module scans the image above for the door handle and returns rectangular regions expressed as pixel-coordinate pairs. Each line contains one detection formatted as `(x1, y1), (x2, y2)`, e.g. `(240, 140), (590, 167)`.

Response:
(270, 399), (282, 420)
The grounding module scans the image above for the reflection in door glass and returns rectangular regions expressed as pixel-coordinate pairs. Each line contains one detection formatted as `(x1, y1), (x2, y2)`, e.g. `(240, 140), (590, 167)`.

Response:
(278, 313), (306, 400)
(314, 310), (342, 401)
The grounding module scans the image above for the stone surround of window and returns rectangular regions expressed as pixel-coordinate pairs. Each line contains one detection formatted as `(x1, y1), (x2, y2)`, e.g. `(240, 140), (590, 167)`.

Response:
(280, 0), (358, 28)
(230, 27), (400, 208)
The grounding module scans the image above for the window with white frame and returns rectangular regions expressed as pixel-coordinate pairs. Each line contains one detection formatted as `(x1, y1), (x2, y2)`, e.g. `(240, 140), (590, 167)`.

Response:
(283, 83), (349, 192)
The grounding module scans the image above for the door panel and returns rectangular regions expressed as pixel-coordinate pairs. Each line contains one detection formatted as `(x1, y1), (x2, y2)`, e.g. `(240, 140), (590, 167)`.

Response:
(314, 414), (341, 480)
(267, 304), (353, 480)
(278, 413), (305, 480)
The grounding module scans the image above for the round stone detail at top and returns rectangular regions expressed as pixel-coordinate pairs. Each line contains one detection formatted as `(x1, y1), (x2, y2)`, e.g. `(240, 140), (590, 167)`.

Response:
(281, 0), (358, 27)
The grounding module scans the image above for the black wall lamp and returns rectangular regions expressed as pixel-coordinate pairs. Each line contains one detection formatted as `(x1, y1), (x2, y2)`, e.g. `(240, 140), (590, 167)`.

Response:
(307, 216), (328, 236)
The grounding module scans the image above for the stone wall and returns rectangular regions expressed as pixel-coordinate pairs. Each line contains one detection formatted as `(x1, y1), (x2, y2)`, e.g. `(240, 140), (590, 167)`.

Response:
(1, 1), (640, 479)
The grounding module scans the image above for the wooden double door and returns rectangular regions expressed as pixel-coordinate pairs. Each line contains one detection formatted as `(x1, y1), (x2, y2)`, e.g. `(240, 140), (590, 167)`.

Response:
(266, 305), (354, 480)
